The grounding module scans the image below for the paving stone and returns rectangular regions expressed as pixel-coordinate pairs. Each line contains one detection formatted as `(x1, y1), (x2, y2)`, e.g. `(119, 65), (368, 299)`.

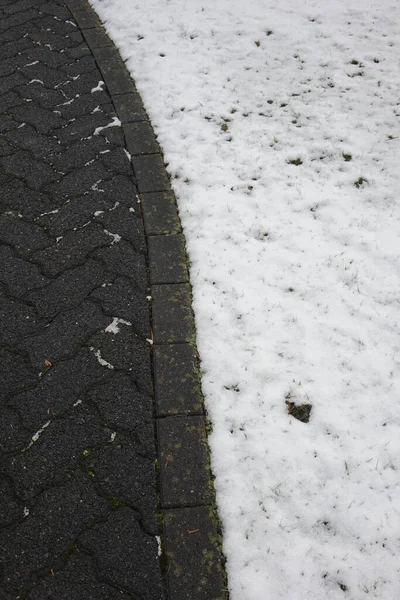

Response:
(10, 348), (113, 431)
(55, 93), (111, 120)
(0, 138), (15, 156)
(3, 414), (111, 500)
(0, 21), (36, 46)
(113, 92), (148, 123)
(88, 325), (151, 392)
(79, 508), (166, 599)
(0, 1), (188, 595)
(61, 69), (108, 99)
(163, 506), (226, 600)
(63, 41), (92, 60)
(1, 150), (60, 189)
(5, 124), (63, 158)
(154, 344), (203, 416)
(28, 552), (134, 600)
(0, 348), (38, 400)
(0, 8), (39, 33)
(0, 215), (51, 256)
(94, 203), (146, 253)
(0, 479), (22, 528)
(92, 241), (147, 290)
(73, 8), (101, 29)
(158, 416), (211, 507)
(64, 0), (90, 12)
(55, 112), (112, 143)
(101, 146), (132, 175)
(100, 173), (137, 206)
(0, 181), (53, 220)
(92, 46), (136, 95)
(2, 0), (39, 17)
(37, 192), (113, 235)
(87, 373), (154, 454)
(0, 53), (26, 77)
(151, 283), (195, 343)
(19, 61), (69, 88)
(19, 300), (109, 370)
(40, 1), (71, 19)
(0, 113), (19, 134)
(0, 407), (31, 454)
(14, 81), (65, 110)
(0, 472), (109, 594)
(9, 102), (66, 134)
(32, 224), (111, 277)
(0, 90), (23, 114)
(82, 25), (113, 49)
(0, 245), (49, 297)
(85, 433), (158, 533)
(141, 191), (181, 235)
(61, 53), (97, 76)
(0, 38), (31, 62)
(21, 44), (70, 69)
(124, 121), (160, 155)
(132, 153), (170, 193)
(90, 276), (150, 337)
(26, 260), (105, 320)
(46, 135), (111, 173)
(148, 234), (188, 284)
(0, 293), (42, 346)
(0, 72), (26, 95)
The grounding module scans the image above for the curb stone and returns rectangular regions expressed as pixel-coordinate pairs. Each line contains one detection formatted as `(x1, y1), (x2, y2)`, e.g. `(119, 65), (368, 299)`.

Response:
(64, 1), (229, 597)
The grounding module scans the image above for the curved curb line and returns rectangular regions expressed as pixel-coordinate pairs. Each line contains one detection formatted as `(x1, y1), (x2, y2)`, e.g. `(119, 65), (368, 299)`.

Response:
(64, 1), (229, 598)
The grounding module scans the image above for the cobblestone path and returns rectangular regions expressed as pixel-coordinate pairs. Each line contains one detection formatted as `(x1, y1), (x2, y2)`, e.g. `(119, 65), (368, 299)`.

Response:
(0, 1), (165, 597)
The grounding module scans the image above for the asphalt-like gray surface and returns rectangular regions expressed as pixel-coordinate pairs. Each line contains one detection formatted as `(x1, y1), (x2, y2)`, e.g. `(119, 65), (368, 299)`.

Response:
(0, 1), (165, 597)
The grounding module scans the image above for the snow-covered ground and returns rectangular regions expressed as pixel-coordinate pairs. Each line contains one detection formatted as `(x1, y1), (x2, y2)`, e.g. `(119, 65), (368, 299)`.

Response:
(90, 0), (400, 598)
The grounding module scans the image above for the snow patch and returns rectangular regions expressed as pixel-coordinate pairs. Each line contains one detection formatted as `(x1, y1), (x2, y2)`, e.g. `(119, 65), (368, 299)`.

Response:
(90, 347), (114, 370)
(93, 117), (121, 135)
(91, 80), (105, 93)
(105, 317), (132, 334)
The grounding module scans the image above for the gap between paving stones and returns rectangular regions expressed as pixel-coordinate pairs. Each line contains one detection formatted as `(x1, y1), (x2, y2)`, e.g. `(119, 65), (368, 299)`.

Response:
(64, 1), (229, 597)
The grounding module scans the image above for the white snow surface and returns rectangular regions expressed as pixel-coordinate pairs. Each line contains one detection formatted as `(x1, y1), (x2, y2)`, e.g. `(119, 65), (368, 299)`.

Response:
(90, 0), (400, 598)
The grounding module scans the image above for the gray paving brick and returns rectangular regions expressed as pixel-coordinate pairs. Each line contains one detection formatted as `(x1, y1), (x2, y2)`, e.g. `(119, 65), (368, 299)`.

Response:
(163, 506), (227, 600)
(0, 473), (109, 594)
(88, 325), (151, 392)
(9, 349), (113, 431)
(154, 344), (203, 416)
(32, 224), (111, 277)
(87, 373), (154, 453)
(3, 415), (111, 500)
(72, 8), (101, 29)
(90, 275), (150, 337)
(141, 190), (181, 235)
(0, 245), (49, 298)
(85, 433), (158, 532)
(132, 153), (170, 193)
(19, 300), (109, 370)
(113, 92), (147, 123)
(148, 234), (189, 284)
(158, 416), (211, 507)
(80, 508), (166, 599)
(92, 240), (147, 290)
(82, 25), (113, 49)
(26, 260), (105, 320)
(124, 121), (160, 155)
(28, 552), (134, 600)
(152, 283), (195, 343)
